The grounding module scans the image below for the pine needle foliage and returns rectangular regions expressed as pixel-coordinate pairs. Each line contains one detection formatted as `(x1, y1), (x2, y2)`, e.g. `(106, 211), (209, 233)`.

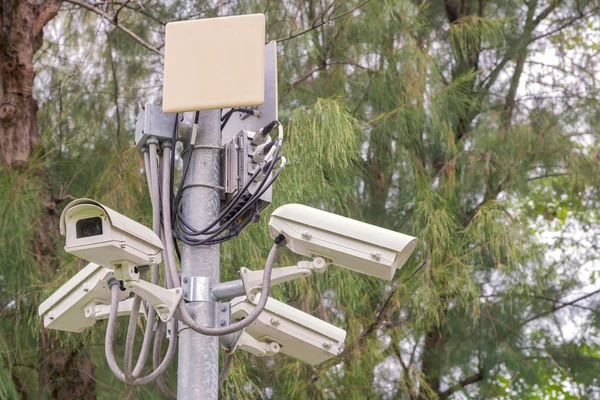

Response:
(1, 0), (599, 398)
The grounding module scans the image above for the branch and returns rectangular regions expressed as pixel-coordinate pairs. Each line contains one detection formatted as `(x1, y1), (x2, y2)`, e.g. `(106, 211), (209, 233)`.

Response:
(475, 0), (561, 106)
(529, 7), (596, 42)
(34, 0), (64, 37)
(438, 371), (484, 399)
(522, 288), (600, 325)
(65, 0), (162, 55)
(276, 0), (372, 42)
(284, 61), (372, 95)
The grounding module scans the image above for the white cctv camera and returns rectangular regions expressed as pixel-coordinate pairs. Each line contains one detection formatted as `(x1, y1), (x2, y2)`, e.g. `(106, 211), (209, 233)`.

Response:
(59, 198), (163, 268)
(38, 263), (144, 332)
(269, 204), (417, 280)
(230, 295), (346, 366)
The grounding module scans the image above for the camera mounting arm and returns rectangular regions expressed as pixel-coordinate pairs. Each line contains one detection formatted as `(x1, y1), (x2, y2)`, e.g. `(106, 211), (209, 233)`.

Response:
(223, 331), (281, 357)
(114, 263), (183, 322)
(239, 257), (328, 301)
(91, 298), (147, 321)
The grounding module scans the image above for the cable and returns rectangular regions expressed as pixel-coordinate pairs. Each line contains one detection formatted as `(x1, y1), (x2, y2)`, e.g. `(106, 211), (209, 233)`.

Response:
(169, 114), (182, 263)
(161, 146), (183, 288)
(117, 142), (176, 385)
(153, 321), (177, 400)
(171, 119), (283, 245)
(175, 160), (265, 237)
(218, 354), (234, 388)
(176, 242), (281, 336)
(123, 142), (162, 382)
(177, 157), (285, 246)
(170, 117), (285, 246)
(105, 282), (178, 385)
(143, 150), (153, 207)
(161, 143), (286, 337)
(173, 142), (284, 245)
(221, 108), (259, 131)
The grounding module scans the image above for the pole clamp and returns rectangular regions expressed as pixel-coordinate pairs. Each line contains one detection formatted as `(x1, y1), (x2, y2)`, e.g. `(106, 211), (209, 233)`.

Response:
(181, 276), (212, 302)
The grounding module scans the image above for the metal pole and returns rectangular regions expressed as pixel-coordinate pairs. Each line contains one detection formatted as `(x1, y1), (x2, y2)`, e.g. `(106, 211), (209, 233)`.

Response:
(178, 110), (221, 400)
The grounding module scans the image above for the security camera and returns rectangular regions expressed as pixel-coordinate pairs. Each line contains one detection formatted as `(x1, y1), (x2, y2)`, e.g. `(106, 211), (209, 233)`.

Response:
(39, 263), (140, 332)
(269, 204), (417, 280)
(59, 198), (163, 268)
(230, 295), (346, 366)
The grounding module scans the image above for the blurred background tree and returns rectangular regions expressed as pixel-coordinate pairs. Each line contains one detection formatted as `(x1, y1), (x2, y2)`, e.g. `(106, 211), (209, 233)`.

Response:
(0, 0), (599, 398)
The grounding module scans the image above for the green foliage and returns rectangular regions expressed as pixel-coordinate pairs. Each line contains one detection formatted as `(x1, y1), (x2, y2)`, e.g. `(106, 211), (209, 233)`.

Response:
(2, 0), (599, 398)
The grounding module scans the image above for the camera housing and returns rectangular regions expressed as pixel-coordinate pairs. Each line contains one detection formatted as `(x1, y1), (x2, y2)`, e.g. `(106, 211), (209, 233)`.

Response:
(269, 204), (418, 280)
(39, 263), (134, 332)
(231, 295), (346, 366)
(60, 198), (163, 268)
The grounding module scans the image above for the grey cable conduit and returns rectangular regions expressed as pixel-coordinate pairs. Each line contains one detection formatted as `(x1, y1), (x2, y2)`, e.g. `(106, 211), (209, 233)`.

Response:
(159, 146), (281, 335)
(105, 282), (178, 385)
(123, 142), (161, 381)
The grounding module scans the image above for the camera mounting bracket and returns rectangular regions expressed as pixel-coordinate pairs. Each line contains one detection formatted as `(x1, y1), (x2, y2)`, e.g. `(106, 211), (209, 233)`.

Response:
(239, 257), (328, 301)
(114, 263), (182, 322)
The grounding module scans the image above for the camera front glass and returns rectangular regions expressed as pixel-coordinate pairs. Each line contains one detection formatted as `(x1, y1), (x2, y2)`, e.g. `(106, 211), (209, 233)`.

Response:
(76, 217), (103, 238)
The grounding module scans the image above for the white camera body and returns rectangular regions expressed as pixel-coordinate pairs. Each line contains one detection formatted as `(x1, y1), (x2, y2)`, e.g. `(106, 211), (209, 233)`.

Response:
(59, 198), (163, 268)
(231, 295), (346, 366)
(269, 204), (417, 280)
(38, 263), (139, 332)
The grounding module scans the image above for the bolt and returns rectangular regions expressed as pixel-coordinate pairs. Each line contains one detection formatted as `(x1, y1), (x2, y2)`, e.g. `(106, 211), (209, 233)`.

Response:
(83, 288), (89, 292)
(301, 232), (312, 240)
(184, 293), (188, 299)
(323, 341), (332, 349)
(183, 278), (188, 284)
(120, 244), (126, 249)
(270, 317), (280, 326)
(221, 305), (227, 312)
(49, 316), (54, 320)
(220, 319), (226, 327)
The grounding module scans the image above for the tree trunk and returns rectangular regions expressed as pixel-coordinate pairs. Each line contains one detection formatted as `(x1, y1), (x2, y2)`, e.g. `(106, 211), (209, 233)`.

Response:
(1, 1), (96, 398)
(420, 326), (444, 398)
(0, 1), (43, 168)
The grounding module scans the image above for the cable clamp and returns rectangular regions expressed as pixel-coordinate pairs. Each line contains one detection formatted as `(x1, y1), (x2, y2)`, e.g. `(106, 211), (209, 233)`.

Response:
(146, 136), (160, 146)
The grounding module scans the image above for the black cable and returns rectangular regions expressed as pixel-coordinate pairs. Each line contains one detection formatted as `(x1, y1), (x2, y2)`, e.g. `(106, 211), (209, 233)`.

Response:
(221, 108), (258, 131)
(170, 116), (284, 247)
(174, 157), (284, 246)
(175, 143), (281, 241)
(175, 143), (279, 238)
(171, 112), (199, 234)
(175, 160), (264, 236)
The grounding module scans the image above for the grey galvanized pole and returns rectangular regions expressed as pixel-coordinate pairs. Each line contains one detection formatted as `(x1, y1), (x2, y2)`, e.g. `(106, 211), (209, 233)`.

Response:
(178, 110), (221, 400)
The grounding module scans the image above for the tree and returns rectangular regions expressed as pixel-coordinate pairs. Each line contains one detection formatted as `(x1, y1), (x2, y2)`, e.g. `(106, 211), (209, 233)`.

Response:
(0, 0), (599, 398)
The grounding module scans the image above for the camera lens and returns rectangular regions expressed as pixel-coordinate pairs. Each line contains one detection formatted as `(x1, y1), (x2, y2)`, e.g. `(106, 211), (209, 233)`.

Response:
(76, 217), (103, 238)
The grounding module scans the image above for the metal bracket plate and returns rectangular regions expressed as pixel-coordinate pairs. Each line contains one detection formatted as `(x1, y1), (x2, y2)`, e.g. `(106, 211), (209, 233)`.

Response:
(221, 41), (278, 145)
(181, 276), (212, 302)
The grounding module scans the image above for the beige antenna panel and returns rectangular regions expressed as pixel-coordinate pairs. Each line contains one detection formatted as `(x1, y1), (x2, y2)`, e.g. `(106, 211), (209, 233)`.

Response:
(162, 14), (265, 113)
